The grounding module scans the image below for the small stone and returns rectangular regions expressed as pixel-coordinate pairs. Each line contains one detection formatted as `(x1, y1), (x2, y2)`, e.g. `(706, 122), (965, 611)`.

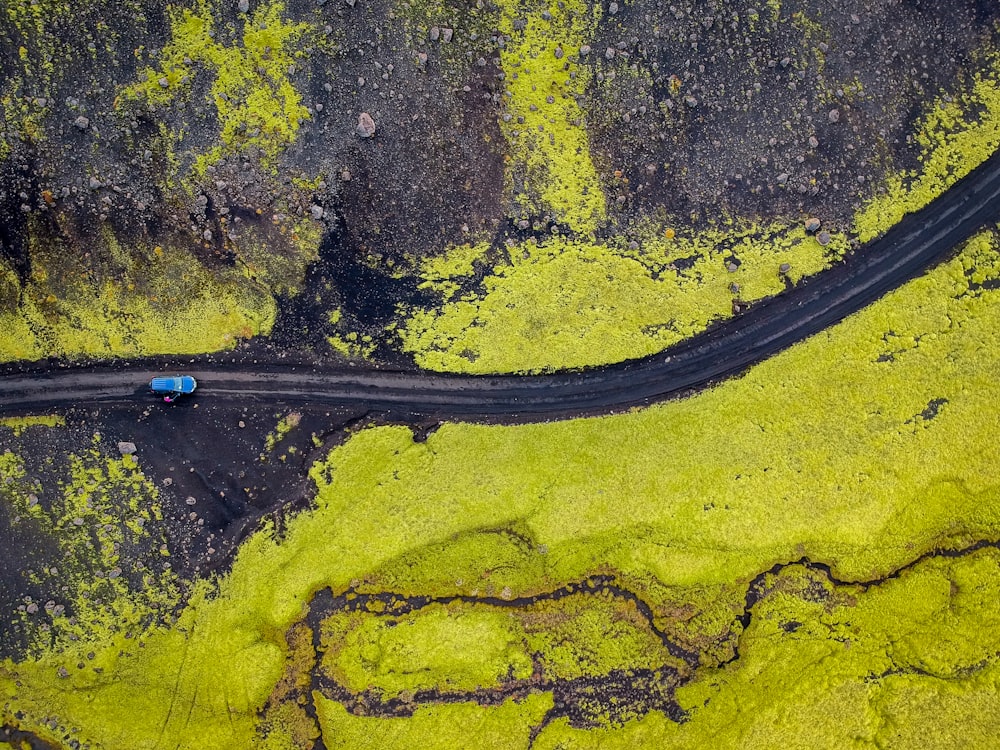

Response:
(345, 0), (356, 6)
(238, 420), (246, 428)
(73, 115), (90, 130)
(779, 262), (791, 274)
(27, 494), (38, 507)
(340, 169), (352, 181)
(546, 95), (554, 104)
(429, 26), (440, 41)
(34, 97), (47, 107)
(729, 282), (740, 293)
(685, 95), (698, 107)
(605, 47), (615, 60)
(158, 76), (169, 88)
(608, 1), (618, 13)
(828, 108), (840, 123)
(777, 172), (789, 185)
(628, 240), (640, 251)
(26, 602), (38, 614)
(727, 262), (739, 273)
(118, 441), (136, 455)
(850, 13), (860, 24)
(310, 204), (324, 220)
(57, 667), (69, 678)
(72, 517), (84, 526)
(108, 568), (122, 579)
(416, 51), (428, 68)
(186, 496), (197, 506)
(237, 0), (249, 11)
(818, 41), (829, 53)
(780, 56), (791, 68)
(554, 46), (563, 59)
(805, 217), (821, 232)
(441, 27), (453, 42)
(808, 135), (819, 148)
(162, 477), (173, 487)
(356, 112), (376, 138)
(579, 44), (591, 56)
(315, 102), (323, 111)
(202, 229), (213, 241)
(476, 57), (486, 67)
(817, 230), (832, 246)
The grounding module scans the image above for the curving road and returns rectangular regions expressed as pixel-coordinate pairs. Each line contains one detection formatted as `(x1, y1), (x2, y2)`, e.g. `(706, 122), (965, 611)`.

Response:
(3, 147), (1000, 422)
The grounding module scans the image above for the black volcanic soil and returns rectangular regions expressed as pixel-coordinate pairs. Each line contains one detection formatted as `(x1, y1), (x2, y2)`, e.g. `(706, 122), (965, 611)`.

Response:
(1, 0), (998, 356)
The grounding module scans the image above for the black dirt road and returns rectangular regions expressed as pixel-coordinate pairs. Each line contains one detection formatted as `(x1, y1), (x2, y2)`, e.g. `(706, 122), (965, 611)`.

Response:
(3, 147), (1000, 423)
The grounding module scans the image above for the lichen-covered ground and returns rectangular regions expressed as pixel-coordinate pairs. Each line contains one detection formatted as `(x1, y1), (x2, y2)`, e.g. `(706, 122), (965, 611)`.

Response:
(3, 0), (1000, 748)
(3, 222), (1000, 748)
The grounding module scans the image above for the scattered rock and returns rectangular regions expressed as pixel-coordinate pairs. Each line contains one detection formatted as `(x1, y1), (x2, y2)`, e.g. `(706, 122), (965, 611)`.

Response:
(779, 262), (791, 273)
(72, 517), (84, 526)
(777, 172), (789, 184)
(805, 217), (821, 232)
(817, 230), (832, 246)
(158, 76), (169, 88)
(727, 261), (738, 272)
(729, 282), (740, 293)
(237, 0), (249, 12)
(118, 441), (137, 456)
(416, 51), (428, 68)
(57, 667), (69, 679)
(26, 602), (38, 614)
(429, 26), (440, 41)
(186, 496), (197, 505)
(808, 135), (819, 148)
(73, 116), (90, 130)
(828, 108), (840, 123)
(685, 95), (698, 107)
(609, 1), (619, 14)
(605, 47), (615, 60)
(34, 97), (47, 107)
(356, 112), (376, 138)
(162, 477), (173, 486)
(579, 44), (591, 56)
(340, 168), (352, 181)
(310, 204), (324, 220)
(238, 420), (246, 428)
(441, 27), (453, 43)
(554, 46), (563, 59)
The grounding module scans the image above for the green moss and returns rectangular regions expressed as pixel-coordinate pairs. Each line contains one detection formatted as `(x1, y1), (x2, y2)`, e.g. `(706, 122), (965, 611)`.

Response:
(397, 51), (1000, 374)
(0, 239), (276, 362)
(121, 0), (312, 172)
(497, 0), (605, 233)
(3, 228), (1000, 745)
(855, 52), (1000, 242)
(264, 411), (303, 454)
(314, 692), (554, 749)
(0, 415), (64, 437)
(399, 225), (844, 373)
(2, 439), (181, 652)
(321, 603), (534, 697)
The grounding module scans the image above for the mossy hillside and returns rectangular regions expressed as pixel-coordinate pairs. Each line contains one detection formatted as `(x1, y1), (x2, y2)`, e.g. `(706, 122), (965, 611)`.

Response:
(854, 51), (1000, 242)
(496, 0), (606, 233)
(399, 225), (845, 372)
(0, 236), (276, 362)
(314, 692), (554, 749)
(121, 0), (313, 173)
(396, 50), (1000, 374)
(5, 227), (999, 747)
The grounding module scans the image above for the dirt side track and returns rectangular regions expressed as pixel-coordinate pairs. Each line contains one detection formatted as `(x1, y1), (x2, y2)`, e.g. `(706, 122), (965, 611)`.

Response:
(3, 147), (1000, 424)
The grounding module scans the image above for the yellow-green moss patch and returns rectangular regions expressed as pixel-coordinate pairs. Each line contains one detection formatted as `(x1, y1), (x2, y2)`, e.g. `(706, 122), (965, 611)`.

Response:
(0, 415), (64, 437)
(3, 228), (1000, 746)
(400, 225), (844, 372)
